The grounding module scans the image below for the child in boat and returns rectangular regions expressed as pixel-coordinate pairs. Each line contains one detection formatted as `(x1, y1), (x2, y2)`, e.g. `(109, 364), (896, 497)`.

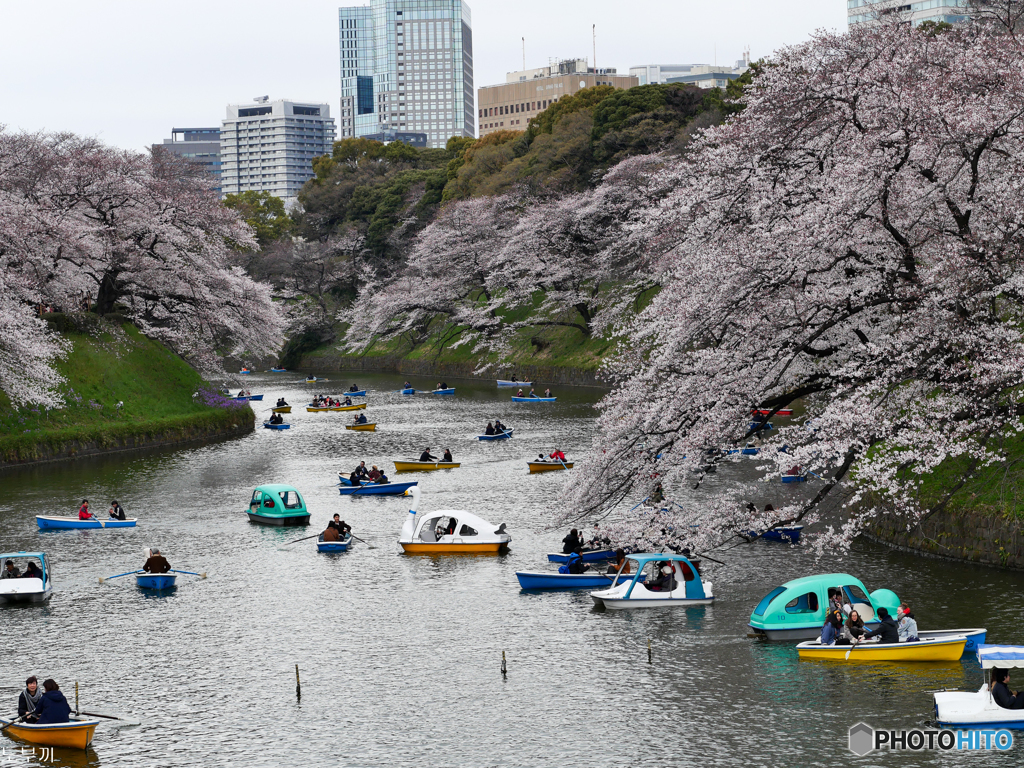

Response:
(143, 548), (171, 574)
(34, 680), (71, 724)
(376, 471), (389, 485)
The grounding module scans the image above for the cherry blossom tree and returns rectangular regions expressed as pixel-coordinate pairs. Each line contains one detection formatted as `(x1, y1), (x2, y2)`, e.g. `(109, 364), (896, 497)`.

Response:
(558, 20), (1024, 554)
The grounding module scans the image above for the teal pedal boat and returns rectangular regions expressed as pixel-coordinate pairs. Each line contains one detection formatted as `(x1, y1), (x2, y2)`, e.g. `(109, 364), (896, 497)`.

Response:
(247, 485), (311, 526)
(748, 573), (900, 641)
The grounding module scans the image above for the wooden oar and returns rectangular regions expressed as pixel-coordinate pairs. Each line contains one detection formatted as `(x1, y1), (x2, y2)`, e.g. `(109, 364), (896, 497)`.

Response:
(79, 710), (142, 726)
(99, 570), (141, 583)
(169, 569), (207, 579)
(349, 534), (376, 550)
(278, 533), (322, 549)
(844, 637), (861, 660)
(1, 714), (26, 732)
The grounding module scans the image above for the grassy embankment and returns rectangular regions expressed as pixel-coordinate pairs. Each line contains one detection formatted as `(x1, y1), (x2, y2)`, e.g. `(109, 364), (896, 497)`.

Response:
(913, 435), (1024, 521)
(0, 314), (252, 464)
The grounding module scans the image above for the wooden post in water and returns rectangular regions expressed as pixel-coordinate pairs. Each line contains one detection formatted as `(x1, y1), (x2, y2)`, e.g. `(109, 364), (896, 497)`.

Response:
(501, 650), (507, 678)
(75, 681), (79, 714)
(295, 664), (301, 700)
(647, 638), (652, 665)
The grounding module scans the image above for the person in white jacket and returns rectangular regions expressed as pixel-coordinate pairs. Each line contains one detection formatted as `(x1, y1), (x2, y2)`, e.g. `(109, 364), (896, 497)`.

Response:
(897, 603), (919, 642)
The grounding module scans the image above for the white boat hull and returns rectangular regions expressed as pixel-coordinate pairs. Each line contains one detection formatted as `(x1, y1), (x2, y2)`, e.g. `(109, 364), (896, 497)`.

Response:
(0, 578), (52, 603)
(590, 580), (714, 610)
(935, 688), (1024, 728)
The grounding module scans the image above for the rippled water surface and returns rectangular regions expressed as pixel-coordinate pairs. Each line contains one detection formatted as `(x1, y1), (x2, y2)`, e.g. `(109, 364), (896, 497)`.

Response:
(1, 372), (1022, 767)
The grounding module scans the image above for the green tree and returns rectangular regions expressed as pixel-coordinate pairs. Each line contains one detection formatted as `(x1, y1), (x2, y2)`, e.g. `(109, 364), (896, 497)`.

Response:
(222, 190), (291, 246)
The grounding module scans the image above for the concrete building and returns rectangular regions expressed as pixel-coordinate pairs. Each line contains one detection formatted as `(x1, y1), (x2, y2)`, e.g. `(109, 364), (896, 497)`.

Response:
(847, 0), (970, 27)
(338, 0), (475, 149)
(219, 97), (336, 206)
(667, 64), (748, 90)
(153, 127), (222, 193)
(629, 65), (696, 85)
(478, 58), (637, 138)
(362, 129), (429, 147)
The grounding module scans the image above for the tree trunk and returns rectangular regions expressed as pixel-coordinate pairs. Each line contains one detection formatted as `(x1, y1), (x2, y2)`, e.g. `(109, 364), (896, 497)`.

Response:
(95, 270), (120, 315)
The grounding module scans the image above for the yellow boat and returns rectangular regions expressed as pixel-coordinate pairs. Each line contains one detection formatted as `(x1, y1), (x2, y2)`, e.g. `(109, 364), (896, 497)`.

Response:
(796, 636), (966, 662)
(394, 460), (461, 472)
(400, 541), (506, 554)
(345, 423), (377, 431)
(306, 406), (328, 412)
(528, 461), (574, 473)
(0, 717), (99, 749)
(331, 403), (367, 411)
(272, 406), (292, 414)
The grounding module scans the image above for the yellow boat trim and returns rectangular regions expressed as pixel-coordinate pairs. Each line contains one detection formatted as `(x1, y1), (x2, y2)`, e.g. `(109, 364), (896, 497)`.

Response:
(797, 639), (966, 662)
(401, 542), (504, 554)
(306, 407), (328, 412)
(394, 461), (461, 472)
(2, 720), (98, 749)
(345, 424), (377, 431)
(528, 462), (574, 473)
(272, 406), (292, 413)
(331, 403), (367, 411)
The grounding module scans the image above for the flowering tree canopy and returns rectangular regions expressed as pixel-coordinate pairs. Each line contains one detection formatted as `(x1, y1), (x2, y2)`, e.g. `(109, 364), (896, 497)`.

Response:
(0, 130), (285, 406)
(559, 20), (1024, 553)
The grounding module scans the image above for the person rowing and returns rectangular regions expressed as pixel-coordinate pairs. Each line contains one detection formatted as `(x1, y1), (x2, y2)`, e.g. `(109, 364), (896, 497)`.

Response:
(349, 384), (359, 393)
(332, 514), (352, 537)
(269, 413), (284, 424)
(143, 548), (171, 574)
(529, 388), (537, 398)
(343, 397), (353, 406)
(78, 499), (94, 520)
(18, 676), (41, 723)
(276, 397), (288, 407)
(356, 413), (368, 424)
(403, 381), (412, 389)
(549, 449), (567, 462)
(419, 448), (437, 462)
(494, 418), (507, 433)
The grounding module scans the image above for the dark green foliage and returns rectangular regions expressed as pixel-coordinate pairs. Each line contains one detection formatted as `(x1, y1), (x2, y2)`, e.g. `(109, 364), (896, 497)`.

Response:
(223, 190), (290, 246)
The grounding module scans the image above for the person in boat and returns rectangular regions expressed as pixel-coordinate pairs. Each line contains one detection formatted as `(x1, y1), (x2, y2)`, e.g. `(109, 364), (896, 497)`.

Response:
(896, 603), (919, 642)
(529, 388), (537, 398)
(343, 397), (353, 406)
(861, 607), (899, 644)
(78, 499), (94, 520)
(440, 381), (448, 389)
(838, 610), (866, 645)
(108, 500), (127, 520)
(18, 676), (42, 723)
(485, 422), (496, 435)
(606, 548), (631, 574)
(544, 388), (552, 398)
(368, 465), (381, 481)
(511, 375), (518, 383)
(562, 528), (582, 554)
(356, 413), (368, 424)
(785, 464), (803, 476)
(276, 397), (288, 407)
(494, 418), (506, 433)
(143, 548), (171, 574)
(238, 389), (246, 398)
(419, 448), (438, 462)
(650, 483), (665, 505)
(332, 515), (352, 537)
(566, 548), (589, 574)
(349, 384), (359, 393)
(647, 563), (677, 593)
(376, 470), (389, 484)
(588, 523), (610, 548)
(268, 413), (282, 425)
(827, 587), (849, 616)
(2, 560), (20, 578)
(549, 449), (567, 462)
(22, 561), (43, 580)
(442, 448), (454, 463)
(819, 609), (844, 646)
(323, 522), (341, 542)
(445, 518), (457, 536)
(990, 669), (1024, 709)
(34, 680), (71, 725)
(516, 389), (524, 397)
(355, 462), (370, 480)
(349, 470), (361, 486)
(403, 381), (412, 389)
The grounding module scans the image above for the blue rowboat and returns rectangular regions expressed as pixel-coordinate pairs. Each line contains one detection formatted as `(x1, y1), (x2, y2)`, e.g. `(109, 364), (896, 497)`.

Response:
(726, 447), (759, 456)
(248, 394), (264, 401)
(317, 534), (352, 553)
(748, 421), (773, 431)
(345, 390), (367, 397)
(135, 573), (177, 590)
(36, 516), (138, 530)
(781, 474), (807, 483)
(431, 388), (456, 395)
(512, 396), (556, 402)
(749, 525), (804, 543)
(263, 422), (291, 430)
(400, 388), (417, 395)
(339, 480), (418, 496)
(239, 370), (252, 375)
(516, 571), (645, 590)
(478, 429), (514, 441)
(547, 549), (615, 564)
(271, 368), (287, 372)
(234, 394), (264, 401)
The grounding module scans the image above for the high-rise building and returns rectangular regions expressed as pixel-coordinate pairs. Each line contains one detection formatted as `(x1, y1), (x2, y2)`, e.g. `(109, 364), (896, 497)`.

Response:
(219, 97), (336, 206)
(847, 0), (970, 27)
(153, 127), (223, 193)
(477, 58), (636, 138)
(338, 0), (475, 149)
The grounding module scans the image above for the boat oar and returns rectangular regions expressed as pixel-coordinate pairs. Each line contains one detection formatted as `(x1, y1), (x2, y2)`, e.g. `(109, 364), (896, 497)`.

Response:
(78, 711), (142, 726)
(0, 714), (26, 732)
(99, 570), (141, 583)
(695, 552), (727, 566)
(277, 533), (322, 549)
(844, 638), (860, 660)
(169, 569), (207, 579)
(349, 534), (376, 550)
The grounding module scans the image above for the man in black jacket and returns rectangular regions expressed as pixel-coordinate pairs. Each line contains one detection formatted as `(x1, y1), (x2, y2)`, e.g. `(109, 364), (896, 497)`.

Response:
(862, 607), (900, 644)
(561, 529), (581, 554)
(991, 669), (1024, 709)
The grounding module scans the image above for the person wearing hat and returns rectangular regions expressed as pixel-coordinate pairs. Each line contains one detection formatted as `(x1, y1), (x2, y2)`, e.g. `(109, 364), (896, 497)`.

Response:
(143, 548), (171, 574)
(647, 562), (677, 593)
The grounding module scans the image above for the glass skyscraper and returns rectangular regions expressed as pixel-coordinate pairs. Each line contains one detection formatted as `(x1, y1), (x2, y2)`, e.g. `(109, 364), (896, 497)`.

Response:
(338, 0), (474, 148)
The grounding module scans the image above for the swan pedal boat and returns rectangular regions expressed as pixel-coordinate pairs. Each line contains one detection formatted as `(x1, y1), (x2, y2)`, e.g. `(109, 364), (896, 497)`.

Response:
(528, 461), (573, 473)
(136, 572), (177, 589)
(345, 423), (376, 431)
(399, 487), (510, 554)
(478, 429), (513, 440)
(517, 571), (645, 590)
(0, 716), (100, 749)
(590, 553), (712, 610)
(430, 388), (456, 395)
(317, 533), (353, 553)
(796, 635), (967, 662)
(0, 552), (52, 603)
(394, 460), (461, 472)
(247, 485), (310, 526)
(935, 645), (1024, 728)
(271, 405), (292, 413)
(547, 549), (615, 563)
(497, 380), (532, 387)
(36, 516), (137, 530)
(512, 395), (556, 402)
(263, 421), (291, 430)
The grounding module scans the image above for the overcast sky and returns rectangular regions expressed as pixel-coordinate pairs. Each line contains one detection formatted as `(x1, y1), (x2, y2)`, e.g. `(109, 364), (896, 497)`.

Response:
(0, 1), (847, 151)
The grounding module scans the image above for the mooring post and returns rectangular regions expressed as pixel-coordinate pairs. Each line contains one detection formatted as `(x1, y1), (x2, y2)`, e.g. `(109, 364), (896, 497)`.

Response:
(295, 664), (301, 700)
(647, 638), (652, 665)
(75, 681), (79, 714)
(501, 650), (507, 678)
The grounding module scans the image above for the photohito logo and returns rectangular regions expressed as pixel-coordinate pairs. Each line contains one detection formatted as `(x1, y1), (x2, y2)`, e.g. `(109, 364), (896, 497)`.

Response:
(848, 723), (1013, 754)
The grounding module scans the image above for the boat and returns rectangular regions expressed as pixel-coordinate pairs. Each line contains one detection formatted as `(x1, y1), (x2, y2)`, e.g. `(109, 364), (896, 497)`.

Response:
(918, 628), (987, 656)
(271, 367), (287, 372)
(136, 572), (177, 590)
(516, 571), (646, 589)
(344, 390), (367, 397)
(399, 487), (511, 554)
(330, 403), (366, 411)
(497, 380), (532, 387)
(233, 393), (264, 401)
(246, 485), (310, 526)
(781, 469), (808, 483)
(512, 395), (556, 402)
(305, 377), (322, 383)
(747, 525), (804, 543)
(430, 388), (456, 395)
(528, 461), (573, 473)
(547, 549), (616, 563)
(748, 421), (773, 431)
(590, 553), (713, 609)
(935, 645), (1024, 728)
(400, 388), (417, 394)
(271, 406), (292, 413)
(725, 445), (760, 456)
(0, 552), (52, 603)
(339, 480), (418, 496)
(478, 429), (514, 441)
(795, 635), (967, 662)
(36, 516), (138, 530)
(394, 460), (461, 472)
(263, 421), (291, 430)
(345, 423), (377, 431)
(317, 533), (353, 553)
(753, 408), (793, 416)
(239, 369), (251, 374)
(306, 405), (328, 412)
(0, 716), (100, 749)
(748, 573), (900, 641)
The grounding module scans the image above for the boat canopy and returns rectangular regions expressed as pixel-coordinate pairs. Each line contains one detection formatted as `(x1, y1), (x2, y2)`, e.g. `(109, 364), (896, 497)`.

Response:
(978, 644), (1024, 669)
(0, 552), (47, 585)
(413, 509), (503, 541)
